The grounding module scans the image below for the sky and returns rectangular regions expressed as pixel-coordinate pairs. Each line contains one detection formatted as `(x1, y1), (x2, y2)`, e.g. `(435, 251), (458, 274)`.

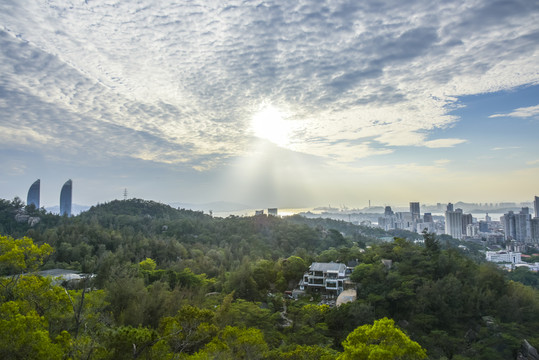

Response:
(1, 0), (538, 210)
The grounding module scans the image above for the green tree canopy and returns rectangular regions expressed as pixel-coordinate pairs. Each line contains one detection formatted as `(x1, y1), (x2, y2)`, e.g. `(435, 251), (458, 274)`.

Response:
(338, 317), (427, 360)
(0, 235), (53, 275)
(139, 257), (157, 271)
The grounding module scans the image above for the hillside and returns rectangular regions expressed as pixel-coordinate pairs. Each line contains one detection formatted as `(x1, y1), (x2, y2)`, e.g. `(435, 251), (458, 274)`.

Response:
(1, 197), (539, 359)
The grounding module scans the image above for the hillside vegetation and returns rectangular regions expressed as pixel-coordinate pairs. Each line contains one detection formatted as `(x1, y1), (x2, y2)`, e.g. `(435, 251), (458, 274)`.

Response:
(1, 197), (539, 359)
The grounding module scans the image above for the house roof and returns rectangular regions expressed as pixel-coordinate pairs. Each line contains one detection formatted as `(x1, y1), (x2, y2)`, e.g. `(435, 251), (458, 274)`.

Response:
(309, 262), (347, 272)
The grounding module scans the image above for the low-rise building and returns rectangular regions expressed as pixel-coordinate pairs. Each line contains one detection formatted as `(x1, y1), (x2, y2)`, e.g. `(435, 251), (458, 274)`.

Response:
(299, 262), (350, 296)
(485, 250), (522, 264)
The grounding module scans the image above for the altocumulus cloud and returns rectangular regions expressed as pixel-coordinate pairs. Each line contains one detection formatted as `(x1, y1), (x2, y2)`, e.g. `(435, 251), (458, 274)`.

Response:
(0, 0), (538, 168)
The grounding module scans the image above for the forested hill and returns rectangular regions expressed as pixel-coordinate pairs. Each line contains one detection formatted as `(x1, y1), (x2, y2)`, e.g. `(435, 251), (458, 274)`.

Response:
(0, 197), (385, 275)
(84, 198), (209, 219)
(2, 197), (539, 359)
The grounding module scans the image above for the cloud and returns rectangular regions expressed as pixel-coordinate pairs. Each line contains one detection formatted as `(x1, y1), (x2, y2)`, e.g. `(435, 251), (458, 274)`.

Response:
(0, 0), (538, 167)
(491, 146), (522, 151)
(489, 104), (539, 119)
(434, 159), (451, 166)
(424, 138), (467, 148)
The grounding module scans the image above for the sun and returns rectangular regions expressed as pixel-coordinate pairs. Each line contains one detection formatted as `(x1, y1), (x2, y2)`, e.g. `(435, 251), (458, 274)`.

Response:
(250, 105), (291, 147)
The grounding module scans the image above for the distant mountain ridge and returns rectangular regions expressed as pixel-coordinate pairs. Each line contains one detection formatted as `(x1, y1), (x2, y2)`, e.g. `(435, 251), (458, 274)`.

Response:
(168, 201), (252, 213)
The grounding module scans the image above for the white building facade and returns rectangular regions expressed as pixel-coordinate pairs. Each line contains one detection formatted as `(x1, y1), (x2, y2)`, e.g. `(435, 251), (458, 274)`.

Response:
(485, 251), (522, 264)
(299, 262), (350, 296)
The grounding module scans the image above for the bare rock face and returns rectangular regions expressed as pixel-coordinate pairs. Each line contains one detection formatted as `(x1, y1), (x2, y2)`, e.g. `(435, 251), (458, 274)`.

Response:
(15, 213), (29, 223)
(517, 340), (539, 360)
(28, 217), (41, 227)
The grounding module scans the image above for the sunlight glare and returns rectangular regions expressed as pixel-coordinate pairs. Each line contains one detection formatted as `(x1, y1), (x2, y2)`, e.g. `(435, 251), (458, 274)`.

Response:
(250, 105), (291, 147)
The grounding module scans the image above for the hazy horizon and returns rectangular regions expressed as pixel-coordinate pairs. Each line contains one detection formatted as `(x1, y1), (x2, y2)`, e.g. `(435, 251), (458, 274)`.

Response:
(1, 1), (538, 208)
(7, 194), (536, 216)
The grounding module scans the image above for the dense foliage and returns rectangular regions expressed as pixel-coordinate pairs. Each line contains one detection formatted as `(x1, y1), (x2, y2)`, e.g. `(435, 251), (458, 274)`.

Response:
(1, 197), (538, 359)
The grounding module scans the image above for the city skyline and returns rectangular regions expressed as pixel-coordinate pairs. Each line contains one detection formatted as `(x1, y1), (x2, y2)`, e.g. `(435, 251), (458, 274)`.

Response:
(9, 180), (539, 216)
(1, 1), (538, 208)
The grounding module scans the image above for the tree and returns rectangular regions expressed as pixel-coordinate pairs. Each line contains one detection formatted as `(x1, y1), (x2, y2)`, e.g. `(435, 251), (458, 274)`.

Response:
(281, 256), (307, 289)
(338, 317), (427, 360)
(284, 303), (332, 346)
(101, 325), (157, 360)
(225, 261), (258, 301)
(158, 305), (217, 355)
(139, 258), (157, 271)
(422, 230), (439, 254)
(0, 301), (68, 360)
(0, 235), (53, 276)
(266, 344), (338, 359)
(189, 326), (268, 360)
(327, 229), (349, 248)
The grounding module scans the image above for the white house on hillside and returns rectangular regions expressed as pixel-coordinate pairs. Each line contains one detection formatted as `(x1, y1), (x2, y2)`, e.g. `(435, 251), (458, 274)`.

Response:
(299, 262), (350, 295)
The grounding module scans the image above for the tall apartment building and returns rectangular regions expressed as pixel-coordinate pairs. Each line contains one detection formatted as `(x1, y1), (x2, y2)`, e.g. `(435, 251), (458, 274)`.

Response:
(502, 211), (515, 240)
(531, 218), (539, 243)
(502, 208), (532, 242)
(445, 208), (463, 240)
(479, 221), (489, 233)
(410, 202), (420, 222)
(534, 196), (539, 218)
(378, 206), (396, 231)
(395, 212), (414, 231)
(461, 213), (473, 235)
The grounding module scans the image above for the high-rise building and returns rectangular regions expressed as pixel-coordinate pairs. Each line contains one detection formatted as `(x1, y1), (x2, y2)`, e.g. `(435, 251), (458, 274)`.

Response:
(466, 224), (478, 237)
(379, 207), (396, 231)
(515, 210), (531, 242)
(424, 213), (433, 223)
(461, 213), (473, 235)
(502, 211), (516, 240)
(410, 202), (420, 221)
(502, 208), (532, 242)
(445, 208), (463, 239)
(534, 196), (539, 219)
(447, 203), (454, 212)
(60, 179), (72, 217)
(27, 179), (40, 208)
(531, 218), (539, 243)
(479, 221), (489, 233)
(395, 212), (414, 231)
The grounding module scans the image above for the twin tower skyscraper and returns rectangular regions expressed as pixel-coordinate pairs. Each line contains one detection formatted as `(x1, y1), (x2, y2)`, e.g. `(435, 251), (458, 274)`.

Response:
(27, 179), (72, 217)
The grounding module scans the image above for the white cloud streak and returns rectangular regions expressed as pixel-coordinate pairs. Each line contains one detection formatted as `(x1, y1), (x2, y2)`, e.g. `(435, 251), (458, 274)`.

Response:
(489, 104), (539, 119)
(491, 146), (521, 151)
(424, 138), (467, 148)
